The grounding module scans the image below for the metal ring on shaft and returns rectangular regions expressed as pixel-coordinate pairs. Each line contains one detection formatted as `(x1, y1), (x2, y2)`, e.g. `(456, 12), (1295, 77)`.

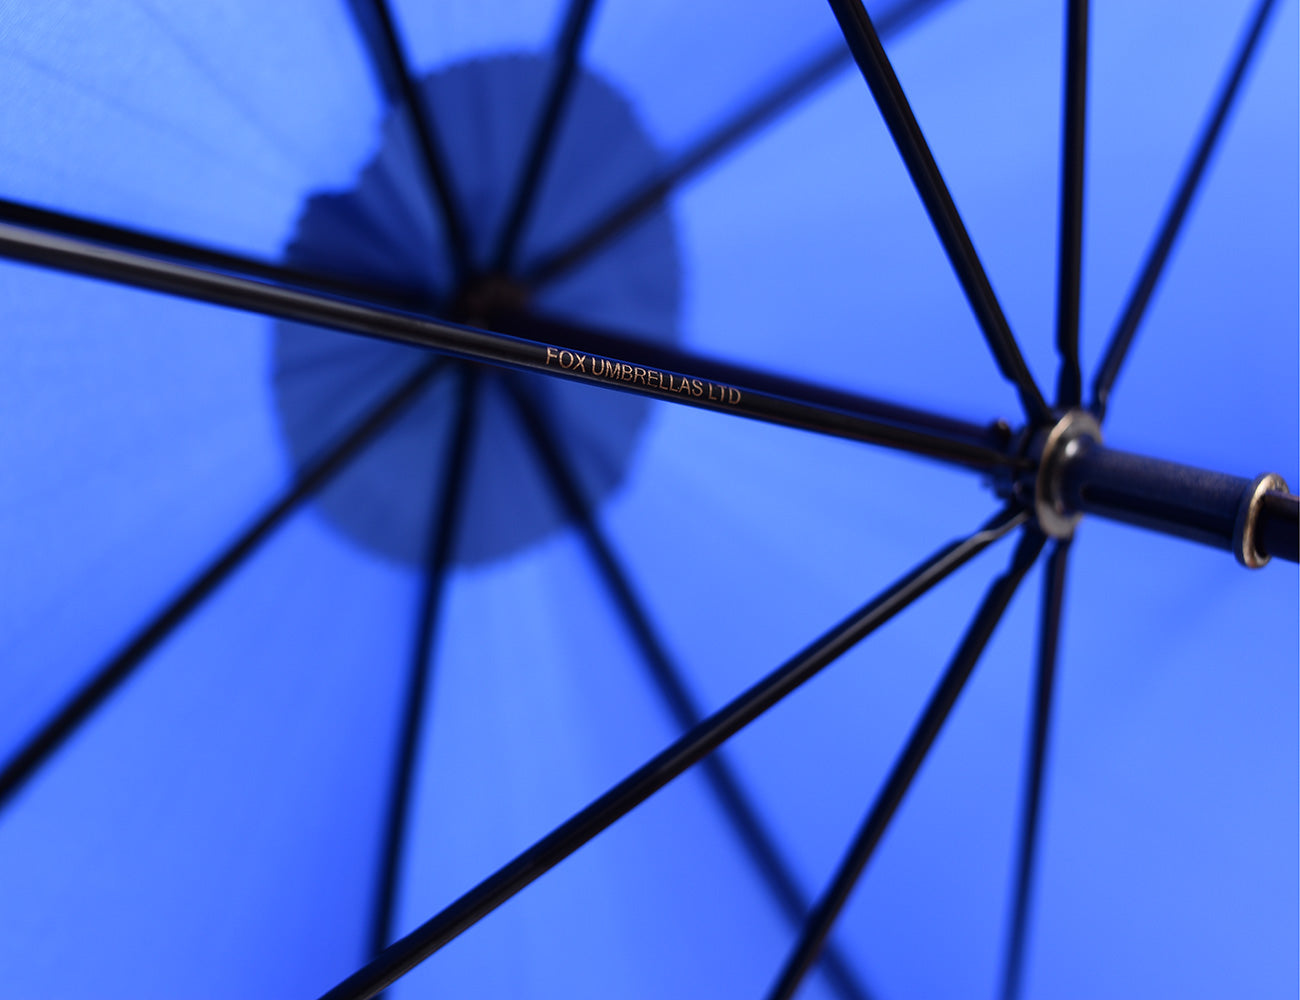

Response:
(1034, 409), (1103, 539)
(1234, 473), (1289, 569)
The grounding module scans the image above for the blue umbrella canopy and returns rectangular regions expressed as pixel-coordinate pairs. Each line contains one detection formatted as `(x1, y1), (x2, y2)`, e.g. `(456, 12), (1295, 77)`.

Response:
(0, 1), (1295, 998)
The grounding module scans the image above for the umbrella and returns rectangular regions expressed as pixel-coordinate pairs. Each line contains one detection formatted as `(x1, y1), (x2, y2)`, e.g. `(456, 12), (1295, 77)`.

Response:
(0, 0), (1295, 997)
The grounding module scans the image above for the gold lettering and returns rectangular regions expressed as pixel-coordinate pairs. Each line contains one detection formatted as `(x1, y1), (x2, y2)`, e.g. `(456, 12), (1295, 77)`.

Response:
(549, 348), (741, 406)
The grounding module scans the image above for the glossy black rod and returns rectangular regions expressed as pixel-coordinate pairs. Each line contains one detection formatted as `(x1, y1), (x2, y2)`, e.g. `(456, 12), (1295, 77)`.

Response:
(1054, 0), (1088, 407)
(370, 372), (480, 961)
(490, 0), (599, 273)
(0, 196), (992, 457)
(824, 0), (1050, 424)
(0, 220), (1018, 474)
(500, 307), (1005, 452)
(0, 360), (445, 815)
(766, 528), (1045, 1000)
(1000, 539), (1070, 1000)
(0, 197), (405, 305)
(504, 382), (874, 1000)
(315, 506), (1028, 1000)
(1090, 0), (1279, 419)
(521, 0), (951, 288)
(348, 0), (472, 281)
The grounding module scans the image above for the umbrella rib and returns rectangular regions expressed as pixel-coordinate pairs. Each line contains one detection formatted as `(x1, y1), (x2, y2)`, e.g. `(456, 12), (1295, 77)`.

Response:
(489, 0), (600, 274)
(824, 0), (1051, 425)
(0, 219), (1023, 475)
(347, 0), (473, 283)
(0, 359), (447, 815)
(369, 369), (480, 959)
(519, 0), (952, 289)
(765, 527), (1046, 1000)
(1053, 0), (1088, 408)
(313, 504), (1029, 1000)
(1000, 539), (1070, 1000)
(1089, 0), (1279, 420)
(502, 380), (876, 1000)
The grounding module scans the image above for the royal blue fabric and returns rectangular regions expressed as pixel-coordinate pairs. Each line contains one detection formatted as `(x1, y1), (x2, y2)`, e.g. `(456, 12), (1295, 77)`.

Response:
(0, 0), (1295, 998)
(0, 500), (422, 997)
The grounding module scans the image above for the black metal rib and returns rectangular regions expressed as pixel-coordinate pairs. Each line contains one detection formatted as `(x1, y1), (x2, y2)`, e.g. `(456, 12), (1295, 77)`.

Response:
(1090, 0), (1279, 420)
(0, 360), (445, 814)
(370, 370), (480, 960)
(490, 0), (599, 274)
(502, 381), (874, 1000)
(824, 0), (1051, 425)
(766, 527), (1046, 1000)
(0, 220), (1021, 475)
(0, 198), (408, 306)
(315, 505), (1029, 1000)
(520, 0), (951, 288)
(1000, 539), (1070, 1000)
(347, 0), (473, 282)
(1054, 0), (1088, 407)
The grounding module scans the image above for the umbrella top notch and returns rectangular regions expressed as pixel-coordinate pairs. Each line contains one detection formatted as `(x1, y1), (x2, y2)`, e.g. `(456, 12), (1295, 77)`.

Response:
(452, 272), (532, 330)
(272, 53), (683, 568)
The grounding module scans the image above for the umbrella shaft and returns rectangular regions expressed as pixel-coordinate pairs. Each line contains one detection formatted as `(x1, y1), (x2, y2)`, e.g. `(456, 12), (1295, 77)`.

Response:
(1060, 443), (1297, 565)
(0, 219), (1014, 473)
